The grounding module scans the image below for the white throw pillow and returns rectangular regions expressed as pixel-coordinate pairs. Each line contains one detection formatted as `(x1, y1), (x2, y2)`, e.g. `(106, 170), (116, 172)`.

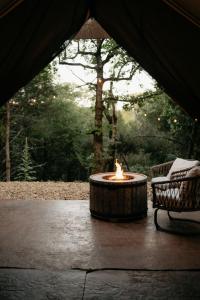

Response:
(167, 158), (199, 179)
(151, 176), (170, 190)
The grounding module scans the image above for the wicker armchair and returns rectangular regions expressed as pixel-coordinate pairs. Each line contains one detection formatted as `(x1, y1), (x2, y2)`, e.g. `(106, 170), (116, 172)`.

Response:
(150, 160), (174, 178)
(151, 160), (200, 234)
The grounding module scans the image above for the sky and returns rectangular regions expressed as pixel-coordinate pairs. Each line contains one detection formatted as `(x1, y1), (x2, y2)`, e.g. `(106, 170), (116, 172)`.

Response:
(55, 64), (155, 95)
(54, 58), (156, 109)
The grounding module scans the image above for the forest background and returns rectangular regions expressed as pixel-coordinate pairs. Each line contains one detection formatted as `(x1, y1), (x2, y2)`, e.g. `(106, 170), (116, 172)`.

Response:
(0, 39), (199, 182)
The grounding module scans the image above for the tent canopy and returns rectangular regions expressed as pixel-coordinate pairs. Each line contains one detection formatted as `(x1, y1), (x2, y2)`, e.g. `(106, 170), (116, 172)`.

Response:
(0, 0), (200, 118)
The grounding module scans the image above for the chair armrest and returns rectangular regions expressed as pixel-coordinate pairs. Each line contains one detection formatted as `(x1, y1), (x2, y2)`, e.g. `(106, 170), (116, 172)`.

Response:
(151, 177), (182, 189)
(151, 176), (198, 188)
(150, 160), (174, 177)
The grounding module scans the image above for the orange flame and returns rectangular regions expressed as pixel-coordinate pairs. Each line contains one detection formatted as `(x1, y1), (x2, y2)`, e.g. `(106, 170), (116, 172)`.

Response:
(115, 159), (124, 179)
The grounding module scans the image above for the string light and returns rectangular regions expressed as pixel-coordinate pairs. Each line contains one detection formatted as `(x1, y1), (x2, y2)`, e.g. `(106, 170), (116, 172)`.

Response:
(10, 100), (19, 106)
(137, 113), (199, 124)
(28, 98), (37, 105)
(97, 78), (103, 84)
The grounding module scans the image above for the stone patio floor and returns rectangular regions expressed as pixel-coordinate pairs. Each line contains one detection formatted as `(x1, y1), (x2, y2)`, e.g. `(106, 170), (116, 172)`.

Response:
(0, 199), (199, 299)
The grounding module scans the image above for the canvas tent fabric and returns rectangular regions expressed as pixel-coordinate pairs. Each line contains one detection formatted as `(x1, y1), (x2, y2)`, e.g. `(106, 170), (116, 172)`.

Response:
(0, 0), (200, 118)
(0, 0), (88, 104)
(90, 0), (200, 118)
(0, 0), (24, 17)
(163, 0), (200, 27)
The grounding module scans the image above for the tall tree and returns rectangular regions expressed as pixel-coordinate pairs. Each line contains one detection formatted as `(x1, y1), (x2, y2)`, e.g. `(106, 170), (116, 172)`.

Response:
(7, 65), (56, 180)
(59, 39), (140, 172)
(31, 83), (93, 181)
(103, 81), (118, 170)
(16, 137), (36, 181)
(5, 101), (11, 181)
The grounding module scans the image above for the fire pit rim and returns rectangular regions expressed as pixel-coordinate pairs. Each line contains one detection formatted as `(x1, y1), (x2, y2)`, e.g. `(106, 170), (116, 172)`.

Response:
(89, 172), (147, 186)
(102, 174), (134, 181)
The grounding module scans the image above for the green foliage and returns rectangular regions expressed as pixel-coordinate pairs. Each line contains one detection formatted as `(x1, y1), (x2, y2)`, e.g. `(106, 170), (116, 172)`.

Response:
(31, 85), (93, 181)
(114, 90), (200, 175)
(15, 138), (36, 181)
(7, 65), (56, 180)
(0, 64), (94, 181)
(1, 47), (199, 182)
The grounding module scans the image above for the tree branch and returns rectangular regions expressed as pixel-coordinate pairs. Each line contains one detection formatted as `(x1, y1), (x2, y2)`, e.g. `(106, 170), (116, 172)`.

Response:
(59, 40), (96, 63)
(59, 61), (97, 70)
(104, 90), (162, 104)
(59, 47), (79, 61)
(102, 45), (120, 65)
(78, 50), (97, 56)
(132, 91), (163, 101)
(70, 70), (96, 89)
(104, 64), (140, 82)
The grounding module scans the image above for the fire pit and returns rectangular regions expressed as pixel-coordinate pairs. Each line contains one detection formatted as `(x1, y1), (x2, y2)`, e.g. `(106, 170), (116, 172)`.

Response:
(89, 160), (147, 222)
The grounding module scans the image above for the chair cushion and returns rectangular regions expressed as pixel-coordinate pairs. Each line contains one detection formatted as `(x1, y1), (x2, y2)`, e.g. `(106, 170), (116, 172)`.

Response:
(167, 158), (199, 179)
(151, 176), (169, 190)
(151, 176), (169, 184)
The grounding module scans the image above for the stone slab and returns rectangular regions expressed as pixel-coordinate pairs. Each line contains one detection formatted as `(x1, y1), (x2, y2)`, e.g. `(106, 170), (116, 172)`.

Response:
(0, 269), (85, 300)
(0, 200), (199, 270)
(84, 270), (200, 299)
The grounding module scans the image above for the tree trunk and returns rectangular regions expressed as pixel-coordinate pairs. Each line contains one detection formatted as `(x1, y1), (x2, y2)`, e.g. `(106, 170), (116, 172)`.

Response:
(188, 121), (198, 158)
(104, 82), (118, 171)
(5, 101), (11, 181)
(105, 100), (118, 171)
(93, 40), (104, 173)
(111, 100), (117, 160)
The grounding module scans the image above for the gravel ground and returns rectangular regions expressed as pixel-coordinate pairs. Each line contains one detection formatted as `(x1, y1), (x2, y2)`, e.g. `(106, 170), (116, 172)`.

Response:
(0, 182), (90, 200)
(0, 181), (152, 201)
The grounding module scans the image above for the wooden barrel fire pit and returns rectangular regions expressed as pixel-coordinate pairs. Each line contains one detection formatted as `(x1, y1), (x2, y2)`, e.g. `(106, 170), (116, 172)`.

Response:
(89, 172), (147, 222)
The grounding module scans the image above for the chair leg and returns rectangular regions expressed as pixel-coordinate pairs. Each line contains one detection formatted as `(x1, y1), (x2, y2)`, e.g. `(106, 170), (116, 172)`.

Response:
(154, 208), (162, 231)
(154, 209), (200, 235)
(154, 208), (173, 233)
(167, 211), (173, 220)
